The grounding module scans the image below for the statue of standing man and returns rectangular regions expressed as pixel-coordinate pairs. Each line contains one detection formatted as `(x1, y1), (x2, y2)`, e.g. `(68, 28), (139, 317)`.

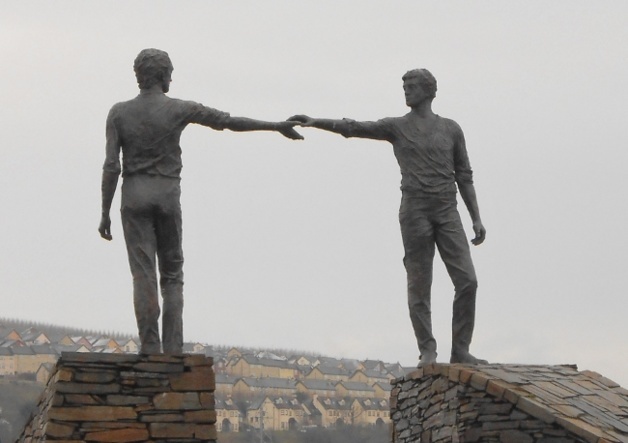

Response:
(99, 48), (302, 354)
(290, 69), (487, 366)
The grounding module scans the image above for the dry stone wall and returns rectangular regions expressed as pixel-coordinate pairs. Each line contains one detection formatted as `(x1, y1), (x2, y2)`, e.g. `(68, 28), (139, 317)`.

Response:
(390, 364), (628, 443)
(17, 352), (217, 442)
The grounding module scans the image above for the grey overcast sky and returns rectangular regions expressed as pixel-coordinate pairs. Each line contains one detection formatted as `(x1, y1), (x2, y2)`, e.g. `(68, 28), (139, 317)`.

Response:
(2, 2), (627, 386)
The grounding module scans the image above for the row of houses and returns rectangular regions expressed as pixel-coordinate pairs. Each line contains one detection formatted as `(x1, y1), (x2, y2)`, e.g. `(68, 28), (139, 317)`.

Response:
(220, 348), (407, 387)
(217, 374), (391, 400)
(1, 325), (407, 433)
(215, 395), (390, 432)
(0, 327), (140, 353)
(213, 350), (401, 432)
(0, 327), (142, 380)
(1, 328), (409, 386)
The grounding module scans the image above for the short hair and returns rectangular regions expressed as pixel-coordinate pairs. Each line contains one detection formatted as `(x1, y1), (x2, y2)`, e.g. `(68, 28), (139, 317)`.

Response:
(402, 69), (437, 98)
(133, 48), (173, 90)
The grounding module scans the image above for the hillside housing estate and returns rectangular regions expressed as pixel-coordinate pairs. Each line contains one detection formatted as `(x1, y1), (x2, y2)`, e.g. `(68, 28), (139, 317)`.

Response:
(0, 324), (411, 432)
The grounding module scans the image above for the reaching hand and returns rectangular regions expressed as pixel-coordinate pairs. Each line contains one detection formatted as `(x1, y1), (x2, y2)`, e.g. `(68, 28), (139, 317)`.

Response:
(288, 115), (315, 127)
(277, 121), (304, 140)
(99, 214), (113, 241)
(471, 221), (486, 246)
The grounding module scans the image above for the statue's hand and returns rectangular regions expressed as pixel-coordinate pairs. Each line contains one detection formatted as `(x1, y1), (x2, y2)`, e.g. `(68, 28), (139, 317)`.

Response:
(99, 214), (113, 241)
(288, 115), (315, 127)
(471, 221), (486, 246)
(277, 121), (304, 140)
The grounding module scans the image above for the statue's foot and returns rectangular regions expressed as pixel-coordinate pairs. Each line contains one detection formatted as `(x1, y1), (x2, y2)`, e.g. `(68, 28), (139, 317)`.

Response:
(450, 351), (488, 365)
(417, 351), (438, 367)
(140, 343), (162, 354)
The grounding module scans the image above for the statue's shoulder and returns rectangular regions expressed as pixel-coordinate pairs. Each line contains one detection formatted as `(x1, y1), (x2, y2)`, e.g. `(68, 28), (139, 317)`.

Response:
(107, 100), (130, 119)
(384, 115), (404, 123)
(109, 99), (128, 111)
(438, 116), (464, 135)
(108, 96), (141, 113)
(442, 115), (460, 125)
(166, 96), (189, 105)
(165, 95), (200, 105)
(378, 115), (404, 127)
(166, 97), (208, 113)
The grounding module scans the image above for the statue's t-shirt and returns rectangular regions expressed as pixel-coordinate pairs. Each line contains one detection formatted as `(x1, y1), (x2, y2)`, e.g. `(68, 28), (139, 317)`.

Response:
(103, 90), (230, 179)
(337, 114), (474, 198)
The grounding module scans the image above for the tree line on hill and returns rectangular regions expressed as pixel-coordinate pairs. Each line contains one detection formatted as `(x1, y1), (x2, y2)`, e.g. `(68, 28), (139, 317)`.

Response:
(0, 317), (131, 342)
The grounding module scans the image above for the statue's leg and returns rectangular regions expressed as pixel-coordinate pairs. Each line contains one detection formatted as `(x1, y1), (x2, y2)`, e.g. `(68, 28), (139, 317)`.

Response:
(399, 196), (437, 363)
(121, 205), (161, 354)
(155, 185), (184, 355)
(434, 207), (485, 363)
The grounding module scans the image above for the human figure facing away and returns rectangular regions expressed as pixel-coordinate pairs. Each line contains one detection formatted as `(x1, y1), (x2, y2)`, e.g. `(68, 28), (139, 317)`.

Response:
(99, 48), (302, 354)
(290, 69), (487, 366)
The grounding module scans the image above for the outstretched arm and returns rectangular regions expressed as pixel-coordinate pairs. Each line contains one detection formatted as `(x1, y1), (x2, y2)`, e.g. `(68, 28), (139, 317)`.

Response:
(288, 115), (393, 141)
(188, 102), (303, 140)
(289, 115), (346, 133)
(224, 117), (303, 140)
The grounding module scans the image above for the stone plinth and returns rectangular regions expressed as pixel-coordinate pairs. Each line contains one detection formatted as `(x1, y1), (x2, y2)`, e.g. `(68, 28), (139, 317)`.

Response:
(17, 352), (216, 442)
(390, 364), (628, 443)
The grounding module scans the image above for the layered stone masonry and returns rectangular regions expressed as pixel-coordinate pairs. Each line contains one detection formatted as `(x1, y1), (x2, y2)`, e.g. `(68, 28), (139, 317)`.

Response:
(390, 364), (628, 443)
(17, 352), (217, 442)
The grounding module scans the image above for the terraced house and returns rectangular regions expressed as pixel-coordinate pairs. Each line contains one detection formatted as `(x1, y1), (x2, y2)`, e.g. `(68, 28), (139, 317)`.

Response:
(351, 398), (390, 427)
(233, 376), (298, 398)
(313, 396), (354, 428)
(296, 379), (337, 398)
(215, 398), (242, 432)
(247, 396), (307, 431)
(305, 364), (351, 382)
(228, 354), (298, 378)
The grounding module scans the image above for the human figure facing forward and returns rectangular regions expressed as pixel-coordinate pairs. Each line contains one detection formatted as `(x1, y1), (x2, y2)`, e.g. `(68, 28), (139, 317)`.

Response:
(99, 48), (302, 354)
(290, 69), (487, 366)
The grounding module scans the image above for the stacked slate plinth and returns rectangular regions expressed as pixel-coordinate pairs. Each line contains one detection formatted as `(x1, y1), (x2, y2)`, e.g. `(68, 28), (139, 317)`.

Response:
(390, 364), (628, 443)
(17, 352), (216, 442)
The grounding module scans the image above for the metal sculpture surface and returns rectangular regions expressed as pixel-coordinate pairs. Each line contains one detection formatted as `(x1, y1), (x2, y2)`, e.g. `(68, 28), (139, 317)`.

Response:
(99, 48), (302, 354)
(290, 69), (487, 365)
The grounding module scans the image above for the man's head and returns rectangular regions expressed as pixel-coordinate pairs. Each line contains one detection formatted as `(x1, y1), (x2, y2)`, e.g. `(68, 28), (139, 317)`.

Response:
(402, 69), (437, 107)
(133, 48), (173, 92)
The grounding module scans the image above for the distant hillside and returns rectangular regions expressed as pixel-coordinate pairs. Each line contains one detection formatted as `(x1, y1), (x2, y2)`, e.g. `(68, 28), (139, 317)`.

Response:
(0, 317), (322, 360)
(0, 317), (133, 342)
(0, 318), (399, 443)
